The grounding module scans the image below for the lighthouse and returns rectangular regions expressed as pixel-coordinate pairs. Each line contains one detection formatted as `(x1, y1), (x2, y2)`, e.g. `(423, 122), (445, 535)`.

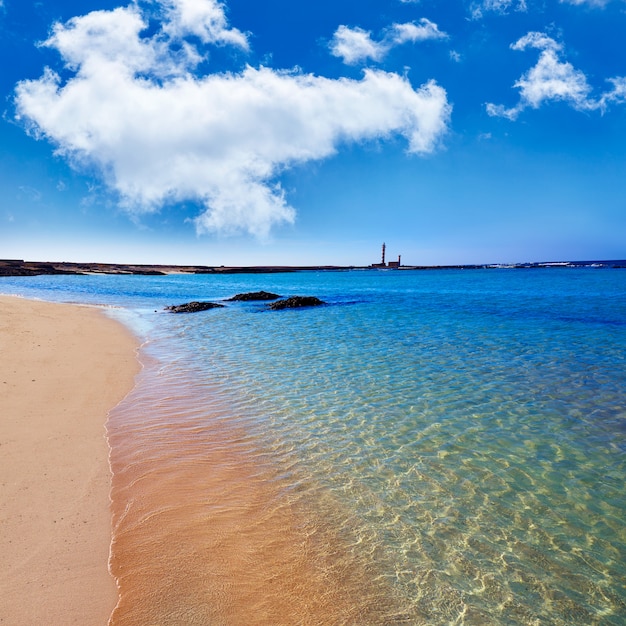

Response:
(371, 242), (399, 268)
(371, 243), (402, 268)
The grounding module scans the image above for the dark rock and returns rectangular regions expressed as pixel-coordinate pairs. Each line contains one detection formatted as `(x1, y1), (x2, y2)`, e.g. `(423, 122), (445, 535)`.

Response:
(226, 291), (282, 301)
(268, 296), (325, 310)
(165, 301), (225, 313)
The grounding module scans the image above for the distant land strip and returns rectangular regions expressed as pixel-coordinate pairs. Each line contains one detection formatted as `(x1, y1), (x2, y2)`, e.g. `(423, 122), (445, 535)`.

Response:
(0, 259), (624, 277)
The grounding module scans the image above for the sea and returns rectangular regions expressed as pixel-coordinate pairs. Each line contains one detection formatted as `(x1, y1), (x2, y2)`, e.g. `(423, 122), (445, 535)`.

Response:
(2, 266), (625, 625)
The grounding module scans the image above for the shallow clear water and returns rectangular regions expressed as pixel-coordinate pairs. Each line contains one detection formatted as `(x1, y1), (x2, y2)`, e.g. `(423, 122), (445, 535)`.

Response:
(3, 268), (626, 624)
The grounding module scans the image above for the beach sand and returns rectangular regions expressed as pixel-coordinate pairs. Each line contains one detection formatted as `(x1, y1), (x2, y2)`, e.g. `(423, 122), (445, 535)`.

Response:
(0, 296), (139, 625)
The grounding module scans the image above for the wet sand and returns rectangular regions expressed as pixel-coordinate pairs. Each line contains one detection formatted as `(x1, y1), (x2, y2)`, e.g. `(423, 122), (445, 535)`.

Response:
(106, 370), (413, 625)
(0, 296), (139, 625)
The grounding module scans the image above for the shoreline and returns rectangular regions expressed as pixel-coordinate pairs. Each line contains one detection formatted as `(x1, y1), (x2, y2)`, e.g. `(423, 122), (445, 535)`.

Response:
(0, 296), (139, 624)
(1, 258), (625, 277)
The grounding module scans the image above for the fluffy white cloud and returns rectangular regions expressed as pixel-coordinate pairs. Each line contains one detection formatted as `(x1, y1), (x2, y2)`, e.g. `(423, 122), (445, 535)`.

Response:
(46, 7), (156, 73)
(160, 0), (249, 49)
(486, 32), (625, 119)
(389, 19), (448, 45)
(511, 34), (590, 110)
(511, 31), (562, 52)
(330, 19), (448, 65)
(16, 1), (451, 237)
(329, 26), (386, 65)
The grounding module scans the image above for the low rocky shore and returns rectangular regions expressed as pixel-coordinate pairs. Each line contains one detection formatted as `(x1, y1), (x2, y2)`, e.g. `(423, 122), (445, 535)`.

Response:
(2, 258), (623, 277)
(0, 259), (356, 277)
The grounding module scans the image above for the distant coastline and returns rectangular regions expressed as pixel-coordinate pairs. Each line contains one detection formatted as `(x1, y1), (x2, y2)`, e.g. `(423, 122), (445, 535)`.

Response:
(0, 258), (624, 277)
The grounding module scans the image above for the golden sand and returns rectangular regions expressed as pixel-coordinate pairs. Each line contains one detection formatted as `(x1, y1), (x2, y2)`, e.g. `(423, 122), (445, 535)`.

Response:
(0, 296), (139, 625)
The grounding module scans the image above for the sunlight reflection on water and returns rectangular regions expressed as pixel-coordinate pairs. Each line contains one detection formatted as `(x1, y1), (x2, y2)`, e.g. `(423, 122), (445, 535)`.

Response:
(106, 269), (626, 624)
(3, 268), (624, 624)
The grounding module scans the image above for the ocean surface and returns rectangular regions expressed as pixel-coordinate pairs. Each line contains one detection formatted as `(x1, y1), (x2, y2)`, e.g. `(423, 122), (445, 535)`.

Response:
(2, 267), (625, 625)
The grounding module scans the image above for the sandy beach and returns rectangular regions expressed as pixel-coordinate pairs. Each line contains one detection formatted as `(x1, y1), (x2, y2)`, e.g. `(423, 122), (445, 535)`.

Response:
(0, 296), (139, 625)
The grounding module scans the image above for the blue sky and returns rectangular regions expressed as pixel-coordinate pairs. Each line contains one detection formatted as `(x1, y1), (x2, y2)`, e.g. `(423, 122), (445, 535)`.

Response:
(1, 0), (625, 266)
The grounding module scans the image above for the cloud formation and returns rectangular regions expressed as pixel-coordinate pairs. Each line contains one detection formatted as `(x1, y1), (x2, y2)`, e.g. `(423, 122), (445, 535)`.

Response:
(15, 0), (450, 237)
(470, 0), (527, 19)
(329, 26), (385, 65)
(160, 0), (249, 48)
(330, 19), (448, 65)
(559, 0), (611, 6)
(486, 32), (626, 119)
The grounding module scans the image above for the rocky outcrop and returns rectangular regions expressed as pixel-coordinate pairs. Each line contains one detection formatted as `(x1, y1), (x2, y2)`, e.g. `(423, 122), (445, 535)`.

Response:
(268, 296), (325, 310)
(165, 301), (225, 313)
(165, 296), (325, 312)
(226, 291), (281, 301)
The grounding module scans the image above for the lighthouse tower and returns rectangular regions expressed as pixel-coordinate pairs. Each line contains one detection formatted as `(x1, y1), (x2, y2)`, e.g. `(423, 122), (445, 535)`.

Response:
(371, 242), (393, 268)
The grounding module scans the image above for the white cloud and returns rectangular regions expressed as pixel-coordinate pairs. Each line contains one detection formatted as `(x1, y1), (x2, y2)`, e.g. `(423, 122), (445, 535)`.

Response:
(45, 7), (152, 72)
(330, 19), (448, 65)
(598, 77), (626, 108)
(18, 186), (42, 202)
(511, 31), (562, 52)
(559, 0), (611, 6)
(160, 0), (249, 49)
(486, 32), (626, 120)
(470, 0), (527, 19)
(389, 19), (448, 45)
(16, 1), (451, 237)
(513, 45), (590, 109)
(329, 26), (386, 65)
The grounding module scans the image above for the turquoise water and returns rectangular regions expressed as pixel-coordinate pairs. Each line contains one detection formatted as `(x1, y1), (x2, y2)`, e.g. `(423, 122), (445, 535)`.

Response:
(3, 268), (626, 624)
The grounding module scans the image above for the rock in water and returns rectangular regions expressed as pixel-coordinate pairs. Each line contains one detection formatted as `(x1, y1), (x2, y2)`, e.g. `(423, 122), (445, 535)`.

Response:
(165, 301), (225, 313)
(226, 291), (281, 301)
(268, 296), (325, 310)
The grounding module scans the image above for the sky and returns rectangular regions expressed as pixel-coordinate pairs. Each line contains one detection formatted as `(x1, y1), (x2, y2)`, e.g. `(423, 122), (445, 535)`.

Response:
(0, 0), (625, 266)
